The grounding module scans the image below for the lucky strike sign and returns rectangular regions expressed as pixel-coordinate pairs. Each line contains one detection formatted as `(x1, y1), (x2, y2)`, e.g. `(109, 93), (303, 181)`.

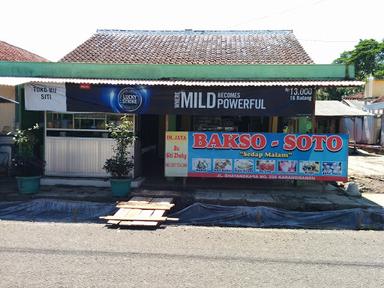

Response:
(165, 132), (348, 181)
(66, 84), (314, 117)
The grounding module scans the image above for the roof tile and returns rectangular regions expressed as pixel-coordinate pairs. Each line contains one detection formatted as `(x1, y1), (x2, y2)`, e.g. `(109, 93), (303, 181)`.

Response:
(61, 30), (313, 65)
(0, 41), (47, 62)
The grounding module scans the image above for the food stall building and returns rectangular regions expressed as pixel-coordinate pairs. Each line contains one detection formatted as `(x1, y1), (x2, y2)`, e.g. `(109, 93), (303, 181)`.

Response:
(0, 30), (363, 186)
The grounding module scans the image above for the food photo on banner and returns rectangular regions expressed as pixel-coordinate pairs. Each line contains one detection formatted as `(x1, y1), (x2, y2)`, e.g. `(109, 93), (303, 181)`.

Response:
(164, 132), (348, 181)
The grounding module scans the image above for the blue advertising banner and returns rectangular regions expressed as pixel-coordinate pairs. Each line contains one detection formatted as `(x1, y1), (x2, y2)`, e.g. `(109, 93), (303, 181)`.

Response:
(66, 84), (315, 116)
(165, 132), (348, 181)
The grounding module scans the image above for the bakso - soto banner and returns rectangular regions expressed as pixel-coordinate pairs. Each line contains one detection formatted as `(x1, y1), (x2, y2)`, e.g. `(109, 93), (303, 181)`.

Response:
(165, 132), (348, 181)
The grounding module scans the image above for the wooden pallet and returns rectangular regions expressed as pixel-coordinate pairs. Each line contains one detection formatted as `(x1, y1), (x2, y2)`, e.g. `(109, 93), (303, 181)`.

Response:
(100, 196), (177, 227)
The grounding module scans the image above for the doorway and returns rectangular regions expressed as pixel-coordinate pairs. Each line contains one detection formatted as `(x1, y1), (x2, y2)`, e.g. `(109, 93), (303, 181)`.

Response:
(138, 114), (164, 178)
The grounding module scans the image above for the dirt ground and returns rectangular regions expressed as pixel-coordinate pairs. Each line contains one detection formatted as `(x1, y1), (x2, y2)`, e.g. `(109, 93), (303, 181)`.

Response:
(348, 150), (384, 194)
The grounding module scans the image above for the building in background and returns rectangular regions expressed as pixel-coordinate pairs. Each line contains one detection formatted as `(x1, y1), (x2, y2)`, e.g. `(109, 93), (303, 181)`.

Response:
(343, 78), (384, 146)
(0, 40), (47, 175)
(0, 40), (47, 133)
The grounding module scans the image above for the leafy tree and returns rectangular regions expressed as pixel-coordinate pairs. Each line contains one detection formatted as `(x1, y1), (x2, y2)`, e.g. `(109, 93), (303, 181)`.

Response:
(317, 39), (384, 100)
(334, 39), (384, 80)
(316, 87), (362, 101)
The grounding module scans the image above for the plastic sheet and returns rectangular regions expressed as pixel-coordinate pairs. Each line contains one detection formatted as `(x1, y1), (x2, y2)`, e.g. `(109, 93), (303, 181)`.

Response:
(362, 116), (377, 144)
(340, 117), (354, 140)
(355, 117), (363, 143)
(0, 199), (116, 223)
(341, 116), (382, 145)
(381, 117), (384, 146)
(170, 203), (384, 230)
(341, 117), (363, 143)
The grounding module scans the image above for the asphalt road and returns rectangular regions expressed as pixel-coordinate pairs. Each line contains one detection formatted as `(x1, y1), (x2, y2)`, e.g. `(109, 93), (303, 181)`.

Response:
(0, 221), (383, 288)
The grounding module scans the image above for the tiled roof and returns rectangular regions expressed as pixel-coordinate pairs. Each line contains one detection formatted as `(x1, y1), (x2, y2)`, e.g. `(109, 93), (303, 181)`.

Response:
(61, 30), (314, 65)
(373, 96), (384, 103)
(0, 40), (47, 62)
(343, 92), (365, 100)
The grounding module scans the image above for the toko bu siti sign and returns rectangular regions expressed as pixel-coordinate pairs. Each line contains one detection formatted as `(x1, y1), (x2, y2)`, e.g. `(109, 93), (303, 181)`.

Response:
(165, 132), (348, 181)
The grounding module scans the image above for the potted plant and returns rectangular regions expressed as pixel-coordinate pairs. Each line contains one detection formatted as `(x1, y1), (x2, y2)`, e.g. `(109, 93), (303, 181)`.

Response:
(9, 124), (45, 194)
(103, 115), (135, 197)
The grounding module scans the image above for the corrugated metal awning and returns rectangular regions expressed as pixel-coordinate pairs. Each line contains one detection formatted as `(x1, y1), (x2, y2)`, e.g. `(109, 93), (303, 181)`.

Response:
(365, 102), (384, 110)
(0, 77), (364, 87)
(315, 100), (372, 116)
(0, 95), (18, 104)
(0, 77), (32, 86)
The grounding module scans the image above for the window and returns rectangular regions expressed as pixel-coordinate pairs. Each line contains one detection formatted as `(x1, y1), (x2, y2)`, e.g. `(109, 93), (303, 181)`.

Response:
(45, 112), (133, 138)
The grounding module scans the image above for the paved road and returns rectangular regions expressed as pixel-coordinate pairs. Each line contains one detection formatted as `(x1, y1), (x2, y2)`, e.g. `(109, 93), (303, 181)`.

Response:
(0, 221), (383, 288)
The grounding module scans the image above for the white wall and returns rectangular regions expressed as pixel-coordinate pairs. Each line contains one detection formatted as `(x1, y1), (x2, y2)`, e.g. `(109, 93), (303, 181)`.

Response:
(45, 137), (133, 177)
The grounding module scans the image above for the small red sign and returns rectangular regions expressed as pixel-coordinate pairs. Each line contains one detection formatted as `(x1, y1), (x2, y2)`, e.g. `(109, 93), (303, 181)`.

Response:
(79, 83), (91, 90)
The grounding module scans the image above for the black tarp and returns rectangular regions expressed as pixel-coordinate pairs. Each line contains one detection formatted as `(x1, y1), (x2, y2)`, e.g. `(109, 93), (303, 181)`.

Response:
(0, 199), (116, 223)
(1, 199), (383, 230)
(170, 203), (384, 230)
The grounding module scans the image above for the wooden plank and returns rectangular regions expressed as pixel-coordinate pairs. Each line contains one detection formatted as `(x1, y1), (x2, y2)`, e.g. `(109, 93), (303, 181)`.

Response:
(125, 196), (153, 203)
(149, 197), (173, 204)
(129, 209), (158, 226)
(107, 220), (120, 225)
(100, 215), (179, 222)
(118, 197), (172, 206)
(116, 203), (174, 210)
(118, 197), (153, 206)
(114, 196), (154, 225)
(120, 197), (174, 226)
(103, 196), (176, 228)
(151, 209), (166, 222)
(107, 208), (141, 225)
(112, 197), (152, 226)
(124, 209), (143, 218)
(119, 221), (158, 227)
(107, 207), (127, 225)
(125, 197), (174, 226)
(142, 198), (169, 225)
(129, 196), (151, 201)
(117, 197), (173, 209)
(119, 208), (158, 226)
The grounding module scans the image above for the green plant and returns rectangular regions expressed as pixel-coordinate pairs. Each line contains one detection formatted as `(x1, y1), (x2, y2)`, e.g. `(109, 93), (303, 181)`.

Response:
(11, 124), (39, 157)
(334, 39), (384, 80)
(8, 124), (45, 177)
(103, 115), (135, 178)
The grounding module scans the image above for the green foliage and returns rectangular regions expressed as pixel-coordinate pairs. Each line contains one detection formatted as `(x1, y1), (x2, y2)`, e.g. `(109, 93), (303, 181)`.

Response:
(8, 124), (45, 176)
(317, 39), (384, 100)
(10, 123), (40, 157)
(316, 87), (362, 101)
(334, 39), (384, 80)
(103, 115), (135, 178)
